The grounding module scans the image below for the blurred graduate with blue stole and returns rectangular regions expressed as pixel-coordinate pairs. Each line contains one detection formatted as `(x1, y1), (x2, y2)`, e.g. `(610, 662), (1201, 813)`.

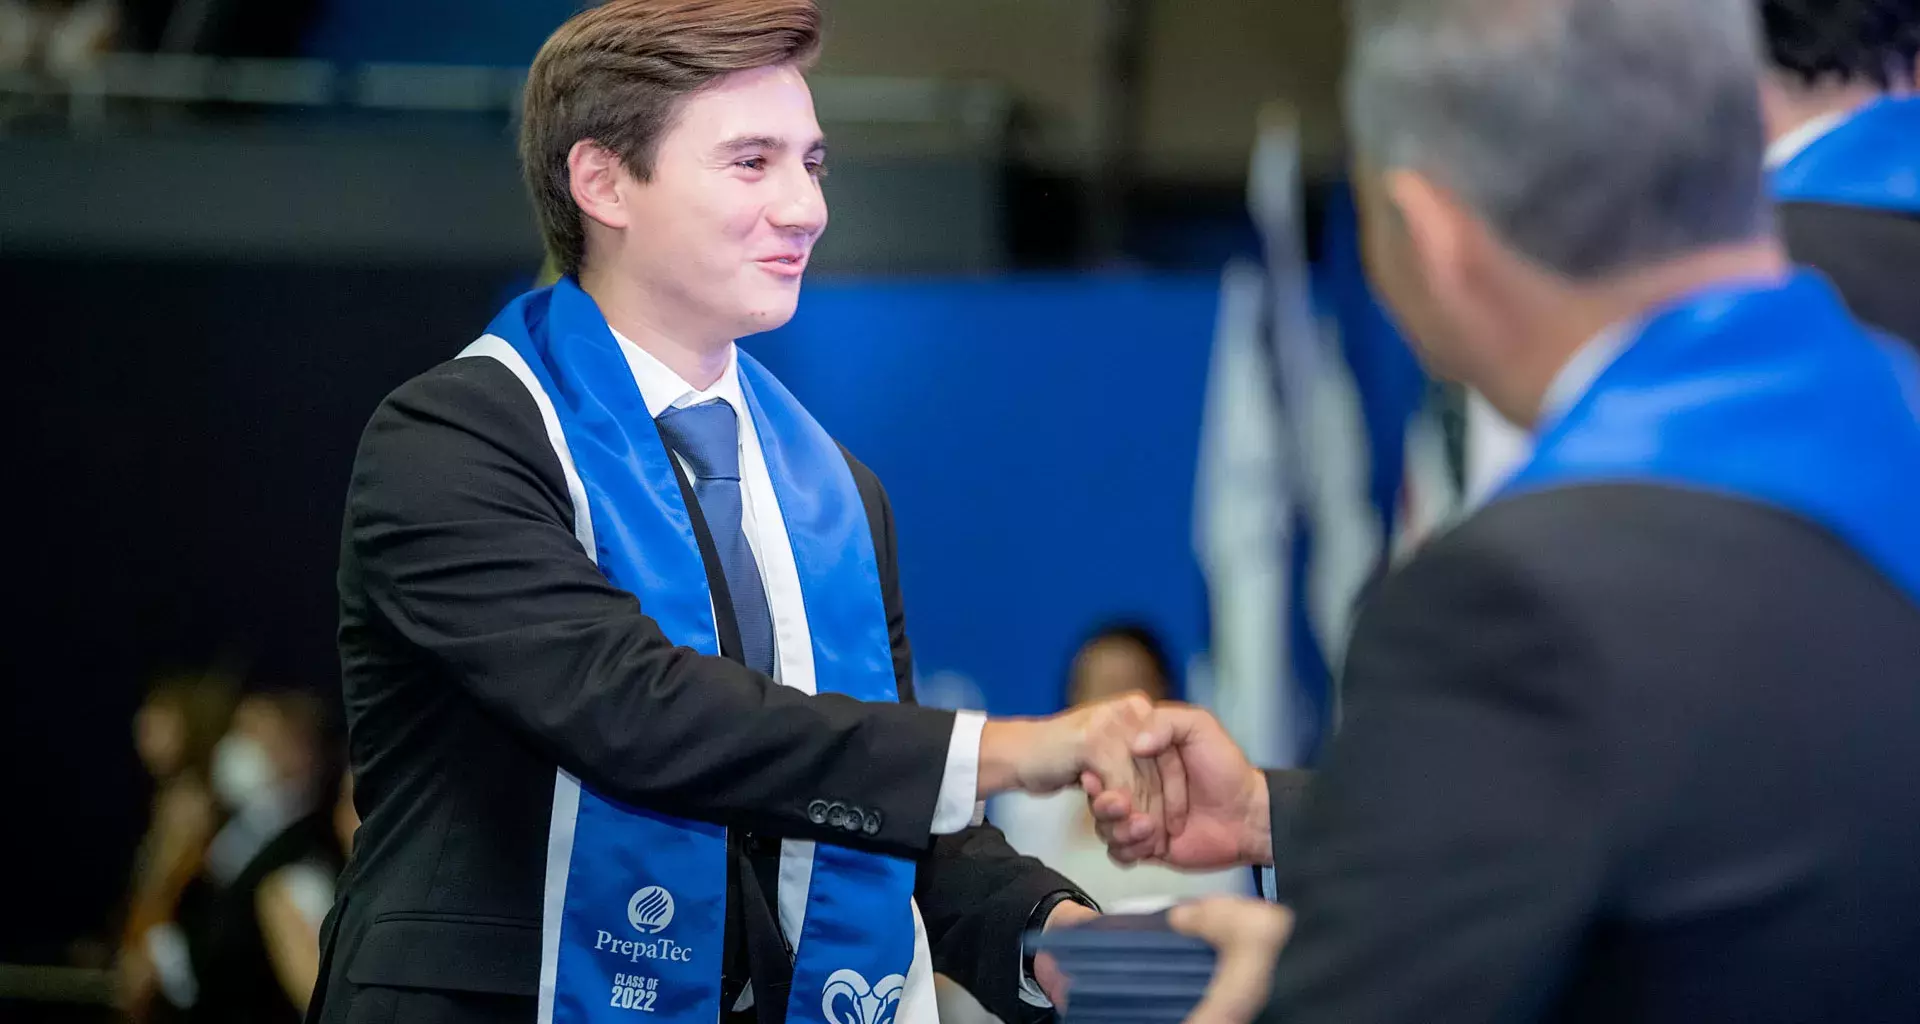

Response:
(1761, 0), (1920, 347)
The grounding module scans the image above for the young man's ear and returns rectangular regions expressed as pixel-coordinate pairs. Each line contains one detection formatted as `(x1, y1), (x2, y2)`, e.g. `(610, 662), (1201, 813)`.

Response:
(569, 141), (633, 230)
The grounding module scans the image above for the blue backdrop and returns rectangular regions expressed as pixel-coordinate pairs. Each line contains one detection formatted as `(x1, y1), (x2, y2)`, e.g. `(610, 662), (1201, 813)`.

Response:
(747, 275), (1220, 715)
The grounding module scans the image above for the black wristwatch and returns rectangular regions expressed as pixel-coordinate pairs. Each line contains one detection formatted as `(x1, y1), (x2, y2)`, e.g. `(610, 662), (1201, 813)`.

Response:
(1023, 889), (1099, 980)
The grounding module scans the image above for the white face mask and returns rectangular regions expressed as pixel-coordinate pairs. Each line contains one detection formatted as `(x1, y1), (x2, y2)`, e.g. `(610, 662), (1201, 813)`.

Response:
(210, 735), (276, 810)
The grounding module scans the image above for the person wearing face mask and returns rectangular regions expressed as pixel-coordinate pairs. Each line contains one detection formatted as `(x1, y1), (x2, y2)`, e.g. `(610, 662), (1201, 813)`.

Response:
(165, 691), (343, 1024)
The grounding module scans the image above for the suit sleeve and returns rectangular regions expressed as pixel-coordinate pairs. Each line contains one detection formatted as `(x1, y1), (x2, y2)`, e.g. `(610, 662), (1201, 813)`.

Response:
(345, 361), (958, 856)
(1257, 769), (1313, 899)
(1261, 533), (1613, 1024)
(843, 455), (1087, 1024)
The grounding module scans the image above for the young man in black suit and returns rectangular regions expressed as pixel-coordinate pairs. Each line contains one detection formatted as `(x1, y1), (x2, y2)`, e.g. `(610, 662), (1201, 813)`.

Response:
(1761, 0), (1920, 346)
(1089, 0), (1920, 1021)
(310, 4), (1179, 1024)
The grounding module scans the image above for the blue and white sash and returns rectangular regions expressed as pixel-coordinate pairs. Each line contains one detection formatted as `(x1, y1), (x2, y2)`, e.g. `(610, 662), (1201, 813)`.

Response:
(1500, 272), (1920, 604)
(460, 278), (918, 1024)
(1771, 96), (1920, 215)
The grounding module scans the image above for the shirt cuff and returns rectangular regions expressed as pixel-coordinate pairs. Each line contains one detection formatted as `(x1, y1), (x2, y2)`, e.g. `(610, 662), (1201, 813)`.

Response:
(1019, 962), (1052, 1008)
(931, 710), (987, 835)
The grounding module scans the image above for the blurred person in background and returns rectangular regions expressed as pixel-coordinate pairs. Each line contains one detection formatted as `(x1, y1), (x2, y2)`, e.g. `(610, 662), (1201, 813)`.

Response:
(1090, 0), (1920, 1020)
(117, 672), (237, 1023)
(161, 690), (343, 1024)
(995, 624), (1248, 910)
(331, 767), (359, 858)
(0, 0), (117, 76)
(1762, 0), (1920, 346)
(247, 767), (359, 1020)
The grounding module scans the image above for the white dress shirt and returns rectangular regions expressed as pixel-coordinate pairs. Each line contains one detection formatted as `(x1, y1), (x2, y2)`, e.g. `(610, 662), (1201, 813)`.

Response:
(609, 330), (1009, 1016)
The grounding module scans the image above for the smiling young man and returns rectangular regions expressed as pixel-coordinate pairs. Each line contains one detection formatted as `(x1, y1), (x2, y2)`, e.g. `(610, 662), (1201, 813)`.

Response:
(307, 4), (1178, 1024)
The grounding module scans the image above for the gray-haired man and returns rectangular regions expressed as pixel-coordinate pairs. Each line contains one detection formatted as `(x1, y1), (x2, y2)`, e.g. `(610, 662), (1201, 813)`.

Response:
(1089, 1), (1920, 1021)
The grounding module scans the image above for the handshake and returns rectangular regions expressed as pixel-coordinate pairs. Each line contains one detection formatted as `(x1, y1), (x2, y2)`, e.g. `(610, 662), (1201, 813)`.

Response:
(975, 694), (1296, 1024)
(976, 693), (1275, 871)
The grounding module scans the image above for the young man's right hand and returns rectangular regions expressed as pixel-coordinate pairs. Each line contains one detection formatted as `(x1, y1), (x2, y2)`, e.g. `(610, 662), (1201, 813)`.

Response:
(978, 692), (1189, 860)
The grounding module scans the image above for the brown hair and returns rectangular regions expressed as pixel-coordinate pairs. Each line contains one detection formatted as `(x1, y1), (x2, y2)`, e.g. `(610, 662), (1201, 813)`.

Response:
(142, 672), (238, 782)
(520, 0), (823, 278)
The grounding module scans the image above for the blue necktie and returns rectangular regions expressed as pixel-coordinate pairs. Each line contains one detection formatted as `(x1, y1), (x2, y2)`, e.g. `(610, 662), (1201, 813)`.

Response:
(655, 399), (777, 677)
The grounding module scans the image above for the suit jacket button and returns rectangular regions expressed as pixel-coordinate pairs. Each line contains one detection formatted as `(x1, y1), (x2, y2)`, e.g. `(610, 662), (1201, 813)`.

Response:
(808, 800), (829, 825)
(862, 811), (882, 836)
(826, 802), (848, 829)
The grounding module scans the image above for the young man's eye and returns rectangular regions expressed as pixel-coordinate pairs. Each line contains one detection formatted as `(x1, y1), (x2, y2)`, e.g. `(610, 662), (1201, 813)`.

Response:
(735, 157), (767, 172)
(806, 162), (829, 180)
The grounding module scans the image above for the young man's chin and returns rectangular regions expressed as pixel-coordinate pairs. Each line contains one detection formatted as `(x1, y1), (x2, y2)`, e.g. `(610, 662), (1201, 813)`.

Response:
(735, 299), (803, 336)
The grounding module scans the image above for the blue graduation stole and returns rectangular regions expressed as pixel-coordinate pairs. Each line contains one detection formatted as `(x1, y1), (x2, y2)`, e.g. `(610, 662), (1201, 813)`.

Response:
(1771, 96), (1920, 215)
(1500, 272), (1920, 605)
(462, 278), (918, 1024)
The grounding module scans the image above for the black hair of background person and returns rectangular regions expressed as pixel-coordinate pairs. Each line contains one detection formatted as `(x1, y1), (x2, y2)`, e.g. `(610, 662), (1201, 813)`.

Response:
(1062, 621), (1181, 707)
(0, 255), (530, 966)
(1761, 0), (1920, 86)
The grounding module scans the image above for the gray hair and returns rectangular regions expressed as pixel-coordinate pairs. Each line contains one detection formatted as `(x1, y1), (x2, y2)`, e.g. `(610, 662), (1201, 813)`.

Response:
(1346, 0), (1773, 278)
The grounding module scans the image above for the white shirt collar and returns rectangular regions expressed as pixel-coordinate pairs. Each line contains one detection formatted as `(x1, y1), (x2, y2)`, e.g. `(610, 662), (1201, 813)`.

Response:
(1538, 320), (1635, 430)
(1764, 109), (1853, 170)
(610, 327), (746, 421)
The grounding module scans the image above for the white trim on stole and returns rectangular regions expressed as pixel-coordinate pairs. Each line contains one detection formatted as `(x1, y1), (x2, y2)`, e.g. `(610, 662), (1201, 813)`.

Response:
(460, 336), (590, 1024)
(459, 335), (940, 1024)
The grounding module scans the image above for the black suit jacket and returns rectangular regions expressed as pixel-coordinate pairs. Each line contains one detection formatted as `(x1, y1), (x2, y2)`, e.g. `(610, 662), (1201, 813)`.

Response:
(1258, 484), (1920, 1023)
(1779, 201), (1920, 349)
(311, 357), (1080, 1024)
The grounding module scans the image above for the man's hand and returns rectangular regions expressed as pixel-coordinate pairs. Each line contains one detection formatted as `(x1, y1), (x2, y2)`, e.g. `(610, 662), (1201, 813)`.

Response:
(1168, 897), (1294, 1024)
(1089, 704), (1273, 870)
(1032, 900), (1099, 1008)
(978, 693), (1187, 858)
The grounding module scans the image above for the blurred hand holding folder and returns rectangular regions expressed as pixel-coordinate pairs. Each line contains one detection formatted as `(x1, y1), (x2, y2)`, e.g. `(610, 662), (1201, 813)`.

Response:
(1026, 912), (1219, 1024)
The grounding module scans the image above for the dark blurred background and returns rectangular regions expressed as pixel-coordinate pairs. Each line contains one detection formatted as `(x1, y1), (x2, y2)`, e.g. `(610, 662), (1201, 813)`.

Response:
(0, 2), (1444, 1018)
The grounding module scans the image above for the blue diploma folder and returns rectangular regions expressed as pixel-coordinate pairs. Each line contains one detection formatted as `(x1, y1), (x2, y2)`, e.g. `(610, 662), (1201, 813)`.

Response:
(1025, 912), (1219, 1024)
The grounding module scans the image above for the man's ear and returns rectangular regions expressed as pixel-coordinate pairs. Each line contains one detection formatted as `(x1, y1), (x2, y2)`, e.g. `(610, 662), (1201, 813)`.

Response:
(1382, 168), (1475, 306)
(568, 140), (632, 231)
